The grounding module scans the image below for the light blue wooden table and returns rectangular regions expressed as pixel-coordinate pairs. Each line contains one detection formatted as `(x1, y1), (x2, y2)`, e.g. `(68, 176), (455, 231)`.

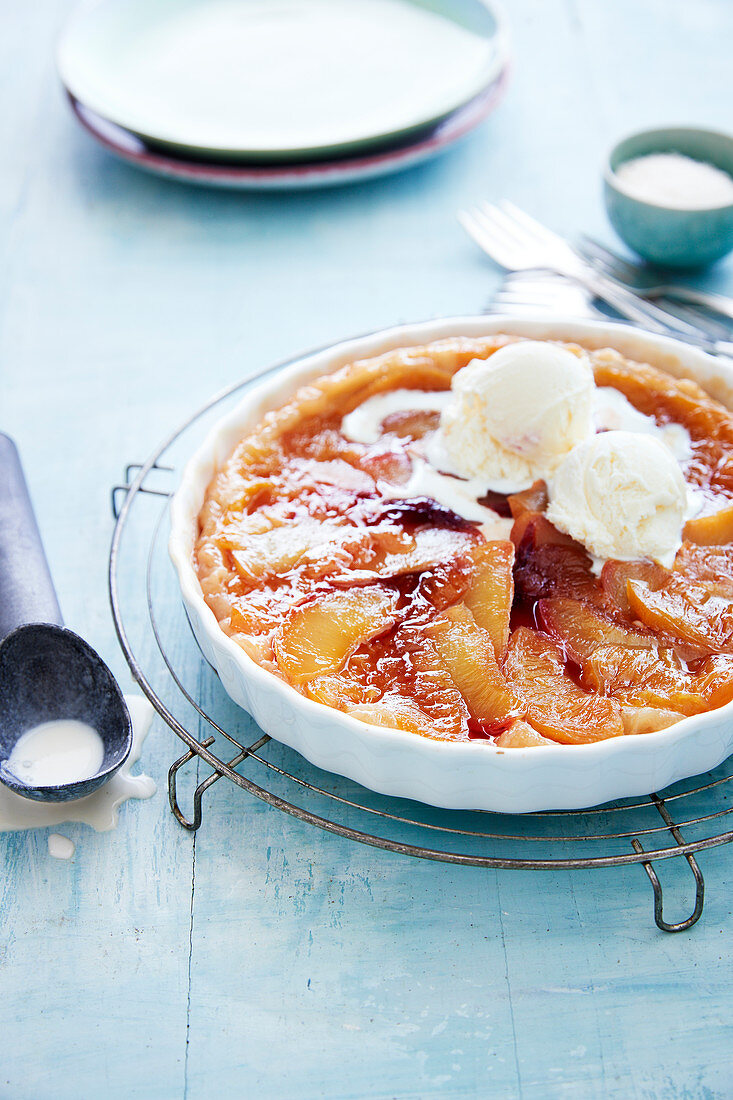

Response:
(2, 2), (733, 1097)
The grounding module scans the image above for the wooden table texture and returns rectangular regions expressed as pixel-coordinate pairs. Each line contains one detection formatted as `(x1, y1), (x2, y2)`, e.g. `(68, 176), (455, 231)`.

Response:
(2, 1), (733, 1097)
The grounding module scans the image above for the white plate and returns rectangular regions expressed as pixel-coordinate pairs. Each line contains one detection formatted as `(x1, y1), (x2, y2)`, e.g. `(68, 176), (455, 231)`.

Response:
(58, 0), (508, 161)
(67, 70), (508, 190)
(169, 316), (733, 813)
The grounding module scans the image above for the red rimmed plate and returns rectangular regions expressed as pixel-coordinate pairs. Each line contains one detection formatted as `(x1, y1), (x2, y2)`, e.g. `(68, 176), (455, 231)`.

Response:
(67, 67), (509, 190)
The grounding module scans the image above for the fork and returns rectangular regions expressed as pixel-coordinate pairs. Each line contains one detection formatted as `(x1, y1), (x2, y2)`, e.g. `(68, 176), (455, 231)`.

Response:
(578, 236), (733, 323)
(491, 270), (603, 321)
(459, 200), (733, 355)
(459, 200), (694, 336)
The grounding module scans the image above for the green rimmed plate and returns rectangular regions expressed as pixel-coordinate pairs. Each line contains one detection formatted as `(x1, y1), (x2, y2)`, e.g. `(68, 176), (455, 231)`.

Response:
(58, 0), (508, 164)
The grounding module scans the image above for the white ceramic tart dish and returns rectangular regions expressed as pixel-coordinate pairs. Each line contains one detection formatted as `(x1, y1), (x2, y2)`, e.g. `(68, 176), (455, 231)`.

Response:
(169, 317), (733, 813)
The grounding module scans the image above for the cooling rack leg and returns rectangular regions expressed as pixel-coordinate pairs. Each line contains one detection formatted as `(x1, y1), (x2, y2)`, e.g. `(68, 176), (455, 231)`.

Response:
(111, 461), (174, 519)
(632, 839), (705, 932)
(168, 739), (221, 831)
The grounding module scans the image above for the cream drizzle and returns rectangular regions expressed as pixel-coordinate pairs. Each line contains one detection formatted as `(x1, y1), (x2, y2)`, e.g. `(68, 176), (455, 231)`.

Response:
(6, 719), (105, 788)
(340, 386), (699, 541)
(0, 696), (156, 834)
(341, 389), (451, 444)
(378, 458), (513, 537)
(593, 387), (692, 462)
(48, 834), (76, 860)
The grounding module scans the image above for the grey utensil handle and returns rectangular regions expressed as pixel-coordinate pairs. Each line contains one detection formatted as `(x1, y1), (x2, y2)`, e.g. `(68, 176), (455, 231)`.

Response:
(660, 286), (733, 322)
(577, 268), (731, 355)
(0, 433), (62, 639)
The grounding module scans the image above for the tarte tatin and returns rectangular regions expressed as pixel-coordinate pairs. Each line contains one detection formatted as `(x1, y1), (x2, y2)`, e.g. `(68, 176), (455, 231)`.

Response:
(195, 336), (733, 748)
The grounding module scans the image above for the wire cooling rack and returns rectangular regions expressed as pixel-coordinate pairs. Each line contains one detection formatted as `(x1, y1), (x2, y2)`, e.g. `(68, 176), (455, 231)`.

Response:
(109, 359), (733, 933)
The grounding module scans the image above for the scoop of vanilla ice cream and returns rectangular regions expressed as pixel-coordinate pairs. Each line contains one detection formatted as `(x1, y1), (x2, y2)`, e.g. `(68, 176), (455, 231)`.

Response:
(546, 431), (687, 566)
(436, 341), (595, 491)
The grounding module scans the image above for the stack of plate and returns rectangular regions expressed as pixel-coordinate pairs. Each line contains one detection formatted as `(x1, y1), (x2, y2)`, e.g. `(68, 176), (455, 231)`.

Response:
(57, 0), (509, 190)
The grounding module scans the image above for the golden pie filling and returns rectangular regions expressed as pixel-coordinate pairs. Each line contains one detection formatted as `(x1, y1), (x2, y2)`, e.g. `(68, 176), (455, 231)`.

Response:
(195, 336), (733, 747)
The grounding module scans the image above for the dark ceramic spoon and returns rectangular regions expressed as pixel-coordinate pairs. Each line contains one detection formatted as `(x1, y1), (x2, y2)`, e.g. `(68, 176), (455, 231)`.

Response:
(0, 434), (132, 802)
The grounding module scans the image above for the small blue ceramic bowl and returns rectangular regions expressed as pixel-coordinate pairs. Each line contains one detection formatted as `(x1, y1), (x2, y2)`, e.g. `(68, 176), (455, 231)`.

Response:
(604, 126), (733, 269)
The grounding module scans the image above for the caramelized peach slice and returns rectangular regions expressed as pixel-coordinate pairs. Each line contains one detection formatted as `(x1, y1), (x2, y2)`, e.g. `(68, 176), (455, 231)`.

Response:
(214, 475), (275, 516)
(621, 707), (684, 736)
(539, 597), (661, 664)
(360, 449), (413, 485)
(288, 457), (377, 494)
(585, 645), (733, 715)
(274, 587), (398, 685)
(507, 480), (549, 521)
(379, 409), (441, 440)
(600, 559), (670, 616)
(347, 695), (437, 737)
(425, 605), (523, 726)
(231, 632), (276, 670)
(503, 628), (624, 744)
(368, 525), (416, 557)
(414, 558), (475, 613)
(510, 511), (577, 551)
(674, 542), (733, 597)
(229, 586), (305, 636)
(390, 625), (470, 740)
(377, 525), (480, 577)
(513, 517), (607, 607)
(306, 674), (379, 710)
(628, 578), (733, 653)
(538, 596), (705, 666)
(226, 514), (375, 583)
(463, 541), (515, 659)
(683, 503), (733, 546)
(693, 652), (733, 709)
(583, 645), (704, 714)
(495, 721), (555, 748)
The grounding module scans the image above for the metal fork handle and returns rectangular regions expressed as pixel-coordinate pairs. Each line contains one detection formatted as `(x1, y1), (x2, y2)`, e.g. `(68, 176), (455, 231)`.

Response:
(588, 279), (733, 357)
(572, 266), (731, 355)
(578, 238), (733, 322)
(579, 250), (733, 335)
(492, 205), (713, 342)
(573, 266), (684, 336)
(572, 260), (715, 339)
(649, 286), (733, 322)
